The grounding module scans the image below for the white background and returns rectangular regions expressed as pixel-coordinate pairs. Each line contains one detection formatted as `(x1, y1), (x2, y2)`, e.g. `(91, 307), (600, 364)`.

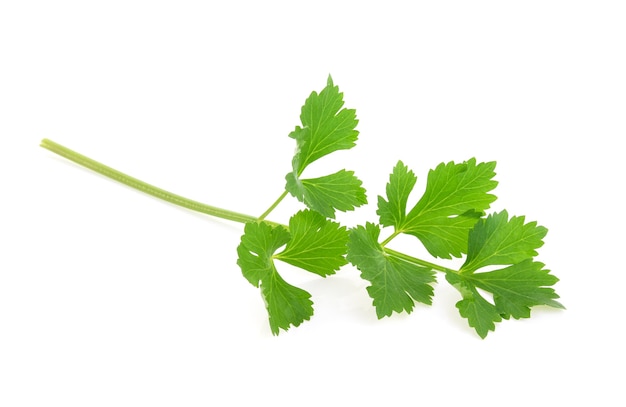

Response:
(1, 1), (624, 405)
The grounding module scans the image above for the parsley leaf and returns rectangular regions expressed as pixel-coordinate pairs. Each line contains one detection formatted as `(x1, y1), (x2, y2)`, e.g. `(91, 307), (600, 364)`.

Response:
(461, 210), (548, 272)
(347, 223), (436, 318)
(236, 221), (311, 335)
(445, 211), (564, 338)
(237, 210), (349, 334)
(275, 210), (349, 276)
(261, 271), (314, 336)
(286, 169), (367, 218)
(289, 76), (359, 173)
(285, 76), (366, 218)
(236, 221), (290, 287)
(377, 160), (417, 228)
(377, 159), (498, 258)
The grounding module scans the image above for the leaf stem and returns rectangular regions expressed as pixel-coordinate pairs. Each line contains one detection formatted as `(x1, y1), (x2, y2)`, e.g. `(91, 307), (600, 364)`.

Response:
(384, 247), (458, 274)
(258, 190), (288, 221)
(380, 230), (401, 247)
(40, 139), (279, 226)
(41, 139), (457, 276)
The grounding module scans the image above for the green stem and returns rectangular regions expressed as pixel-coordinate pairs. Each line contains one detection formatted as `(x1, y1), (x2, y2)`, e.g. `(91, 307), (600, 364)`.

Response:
(384, 247), (457, 274)
(258, 190), (288, 221)
(380, 228), (457, 274)
(41, 139), (459, 275)
(40, 139), (278, 226)
(380, 230), (401, 247)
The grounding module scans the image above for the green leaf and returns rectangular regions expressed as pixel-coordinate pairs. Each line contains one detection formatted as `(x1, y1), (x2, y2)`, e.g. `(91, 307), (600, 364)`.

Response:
(289, 75), (359, 174)
(475, 260), (564, 317)
(285, 77), (366, 218)
(446, 211), (563, 338)
(347, 223), (436, 318)
(236, 210), (351, 334)
(275, 210), (349, 277)
(236, 221), (313, 335)
(446, 261), (563, 338)
(377, 160), (417, 228)
(285, 169), (367, 218)
(446, 272), (503, 339)
(236, 221), (290, 287)
(461, 210), (548, 273)
(261, 270), (313, 335)
(377, 159), (498, 259)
